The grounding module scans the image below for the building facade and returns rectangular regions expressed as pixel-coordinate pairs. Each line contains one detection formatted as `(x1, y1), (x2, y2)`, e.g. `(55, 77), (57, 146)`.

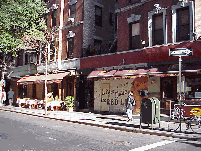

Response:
(83, 0), (201, 114)
(6, 0), (117, 111)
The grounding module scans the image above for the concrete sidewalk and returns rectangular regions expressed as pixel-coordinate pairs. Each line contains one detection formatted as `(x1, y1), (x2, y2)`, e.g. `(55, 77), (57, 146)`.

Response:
(0, 105), (201, 141)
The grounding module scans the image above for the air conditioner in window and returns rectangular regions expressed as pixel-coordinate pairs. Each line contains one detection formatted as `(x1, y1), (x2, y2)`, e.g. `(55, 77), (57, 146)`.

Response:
(68, 18), (75, 23)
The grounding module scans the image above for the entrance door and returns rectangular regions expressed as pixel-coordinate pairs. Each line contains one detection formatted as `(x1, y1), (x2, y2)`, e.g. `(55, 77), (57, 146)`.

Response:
(161, 77), (177, 113)
(161, 77), (177, 100)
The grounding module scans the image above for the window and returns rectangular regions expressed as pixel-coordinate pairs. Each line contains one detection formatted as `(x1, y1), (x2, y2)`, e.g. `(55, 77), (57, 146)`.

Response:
(94, 39), (102, 54)
(148, 7), (167, 47)
(25, 53), (29, 65)
(153, 13), (164, 45)
(186, 76), (201, 99)
(50, 42), (55, 61)
(172, 1), (194, 43)
(67, 37), (74, 58)
(18, 85), (27, 98)
(52, 10), (57, 27)
(95, 6), (102, 27)
(109, 12), (113, 26)
(69, 4), (76, 18)
(17, 51), (23, 66)
(176, 7), (190, 42)
(129, 23), (140, 49)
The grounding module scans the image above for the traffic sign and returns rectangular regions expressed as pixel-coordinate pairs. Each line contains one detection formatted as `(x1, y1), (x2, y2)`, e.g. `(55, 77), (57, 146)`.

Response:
(169, 48), (193, 56)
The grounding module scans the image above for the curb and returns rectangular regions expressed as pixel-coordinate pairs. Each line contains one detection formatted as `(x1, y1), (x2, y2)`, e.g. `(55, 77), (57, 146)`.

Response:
(0, 107), (200, 141)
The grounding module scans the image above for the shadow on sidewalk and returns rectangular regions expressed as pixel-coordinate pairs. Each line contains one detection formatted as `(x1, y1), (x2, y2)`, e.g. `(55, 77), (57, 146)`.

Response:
(105, 121), (201, 135)
(96, 116), (127, 121)
(105, 121), (148, 129)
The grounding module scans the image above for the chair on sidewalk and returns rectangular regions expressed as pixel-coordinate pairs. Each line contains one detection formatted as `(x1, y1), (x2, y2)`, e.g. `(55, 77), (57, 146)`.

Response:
(17, 98), (26, 107)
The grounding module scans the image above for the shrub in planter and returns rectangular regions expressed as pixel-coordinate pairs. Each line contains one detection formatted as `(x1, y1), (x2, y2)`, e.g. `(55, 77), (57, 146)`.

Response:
(64, 96), (74, 112)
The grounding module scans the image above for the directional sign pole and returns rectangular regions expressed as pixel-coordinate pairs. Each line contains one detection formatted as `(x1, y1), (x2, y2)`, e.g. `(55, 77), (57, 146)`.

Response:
(169, 48), (193, 132)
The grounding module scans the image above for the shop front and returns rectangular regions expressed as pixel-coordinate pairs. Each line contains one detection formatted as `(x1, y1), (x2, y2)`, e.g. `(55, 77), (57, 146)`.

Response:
(16, 72), (74, 101)
(88, 68), (201, 115)
(88, 68), (162, 114)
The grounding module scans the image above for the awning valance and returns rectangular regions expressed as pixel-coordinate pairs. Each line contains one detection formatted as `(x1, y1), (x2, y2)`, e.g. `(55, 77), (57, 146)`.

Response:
(17, 72), (70, 85)
(87, 68), (201, 79)
(87, 68), (163, 78)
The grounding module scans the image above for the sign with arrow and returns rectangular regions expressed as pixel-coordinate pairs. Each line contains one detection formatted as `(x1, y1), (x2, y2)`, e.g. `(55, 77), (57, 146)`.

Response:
(169, 48), (193, 56)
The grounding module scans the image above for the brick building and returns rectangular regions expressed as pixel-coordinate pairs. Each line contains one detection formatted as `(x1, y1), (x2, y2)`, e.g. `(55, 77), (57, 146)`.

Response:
(7, 0), (117, 111)
(84, 0), (201, 114)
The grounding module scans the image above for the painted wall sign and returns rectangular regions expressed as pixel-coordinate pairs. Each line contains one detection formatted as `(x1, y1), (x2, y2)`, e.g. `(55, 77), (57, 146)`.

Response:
(94, 77), (149, 113)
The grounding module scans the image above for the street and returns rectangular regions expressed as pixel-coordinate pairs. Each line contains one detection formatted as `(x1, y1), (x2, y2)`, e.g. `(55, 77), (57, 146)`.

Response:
(0, 110), (201, 151)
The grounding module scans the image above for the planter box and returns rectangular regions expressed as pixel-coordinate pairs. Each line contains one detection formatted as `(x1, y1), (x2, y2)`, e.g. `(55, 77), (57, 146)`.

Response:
(68, 107), (73, 112)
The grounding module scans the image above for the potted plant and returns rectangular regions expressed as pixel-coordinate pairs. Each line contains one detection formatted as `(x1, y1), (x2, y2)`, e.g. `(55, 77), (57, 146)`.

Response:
(64, 96), (74, 112)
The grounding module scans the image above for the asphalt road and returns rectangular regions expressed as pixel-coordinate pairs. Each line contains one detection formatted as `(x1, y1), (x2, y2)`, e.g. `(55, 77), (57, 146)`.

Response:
(0, 110), (201, 151)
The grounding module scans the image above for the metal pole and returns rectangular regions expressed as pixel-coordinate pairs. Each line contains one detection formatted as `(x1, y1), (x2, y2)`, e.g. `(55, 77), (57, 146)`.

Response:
(45, 53), (47, 115)
(179, 56), (182, 132)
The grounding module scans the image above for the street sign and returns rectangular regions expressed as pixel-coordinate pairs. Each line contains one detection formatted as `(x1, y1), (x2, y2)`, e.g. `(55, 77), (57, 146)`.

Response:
(169, 48), (193, 56)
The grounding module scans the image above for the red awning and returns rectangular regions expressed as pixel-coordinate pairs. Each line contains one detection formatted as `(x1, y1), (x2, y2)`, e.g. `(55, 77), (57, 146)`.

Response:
(87, 68), (201, 79)
(87, 68), (163, 78)
(17, 72), (70, 85)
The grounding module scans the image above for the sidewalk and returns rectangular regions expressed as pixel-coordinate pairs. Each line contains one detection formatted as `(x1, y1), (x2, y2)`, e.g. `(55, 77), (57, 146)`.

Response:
(0, 105), (201, 141)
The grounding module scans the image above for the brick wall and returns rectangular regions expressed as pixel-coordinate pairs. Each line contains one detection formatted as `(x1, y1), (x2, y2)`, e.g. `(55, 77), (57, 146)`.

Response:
(62, 0), (84, 59)
(83, 0), (96, 50)
(83, 0), (116, 55)
(117, 0), (196, 52)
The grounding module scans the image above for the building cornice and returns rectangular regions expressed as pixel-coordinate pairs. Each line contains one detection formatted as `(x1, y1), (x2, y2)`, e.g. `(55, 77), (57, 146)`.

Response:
(115, 0), (152, 13)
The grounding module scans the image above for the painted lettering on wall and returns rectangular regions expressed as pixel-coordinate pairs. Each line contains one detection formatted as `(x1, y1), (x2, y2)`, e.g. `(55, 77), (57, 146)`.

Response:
(101, 81), (131, 106)
(102, 89), (129, 98)
(101, 98), (125, 105)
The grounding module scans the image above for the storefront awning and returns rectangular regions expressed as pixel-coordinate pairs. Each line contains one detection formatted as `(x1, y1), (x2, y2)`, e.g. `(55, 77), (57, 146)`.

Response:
(17, 72), (70, 85)
(87, 67), (201, 79)
(87, 70), (117, 78)
(87, 68), (164, 78)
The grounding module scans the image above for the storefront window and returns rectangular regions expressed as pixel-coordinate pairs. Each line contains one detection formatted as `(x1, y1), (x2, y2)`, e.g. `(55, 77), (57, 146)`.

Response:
(186, 76), (201, 98)
(18, 85), (27, 98)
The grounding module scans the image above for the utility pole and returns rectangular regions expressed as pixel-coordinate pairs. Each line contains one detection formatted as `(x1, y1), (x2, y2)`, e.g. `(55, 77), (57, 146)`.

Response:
(178, 55), (182, 132)
(44, 42), (50, 116)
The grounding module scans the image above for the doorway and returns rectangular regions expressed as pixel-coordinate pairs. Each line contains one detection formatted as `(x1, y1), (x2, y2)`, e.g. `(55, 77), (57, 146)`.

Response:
(161, 77), (177, 114)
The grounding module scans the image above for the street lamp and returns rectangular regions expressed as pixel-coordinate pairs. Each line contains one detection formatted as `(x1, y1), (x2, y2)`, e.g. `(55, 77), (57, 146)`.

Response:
(169, 48), (193, 132)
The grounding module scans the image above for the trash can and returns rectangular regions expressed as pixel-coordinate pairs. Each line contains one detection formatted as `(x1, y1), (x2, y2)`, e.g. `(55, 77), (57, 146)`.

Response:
(140, 97), (160, 124)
